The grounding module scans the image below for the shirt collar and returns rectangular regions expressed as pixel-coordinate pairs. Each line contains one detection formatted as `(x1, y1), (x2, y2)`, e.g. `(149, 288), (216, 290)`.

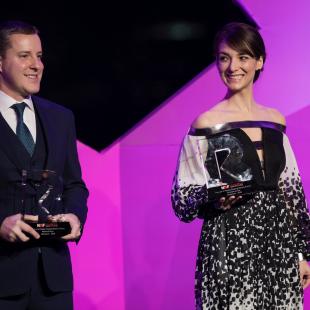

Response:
(0, 90), (34, 113)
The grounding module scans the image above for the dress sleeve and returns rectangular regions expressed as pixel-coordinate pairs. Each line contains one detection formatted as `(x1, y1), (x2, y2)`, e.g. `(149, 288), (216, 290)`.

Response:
(278, 133), (310, 260)
(171, 134), (209, 222)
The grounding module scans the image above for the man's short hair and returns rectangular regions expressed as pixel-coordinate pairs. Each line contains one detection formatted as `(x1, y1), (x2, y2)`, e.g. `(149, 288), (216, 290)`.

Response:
(0, 20), (39, 57)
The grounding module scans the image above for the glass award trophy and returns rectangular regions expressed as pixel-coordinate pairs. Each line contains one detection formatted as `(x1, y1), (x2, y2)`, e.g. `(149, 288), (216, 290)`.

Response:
(21, 169), (71, 239)
(197, 133), (258, 202)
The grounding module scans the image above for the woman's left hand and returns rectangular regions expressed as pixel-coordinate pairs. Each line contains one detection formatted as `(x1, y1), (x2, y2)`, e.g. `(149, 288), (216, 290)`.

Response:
(299, 260), (310, 289)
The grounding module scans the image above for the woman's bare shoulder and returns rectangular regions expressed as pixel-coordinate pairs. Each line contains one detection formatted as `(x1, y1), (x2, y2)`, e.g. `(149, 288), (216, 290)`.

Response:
(255, 103), (286, 125)
(192, 101), (227, 128)
(266, 107), (286, 125)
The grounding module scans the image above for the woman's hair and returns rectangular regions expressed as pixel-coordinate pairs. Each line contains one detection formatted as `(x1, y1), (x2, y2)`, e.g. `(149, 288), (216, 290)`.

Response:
(214, 22), (266, 82)
(0, 20), (39, 57)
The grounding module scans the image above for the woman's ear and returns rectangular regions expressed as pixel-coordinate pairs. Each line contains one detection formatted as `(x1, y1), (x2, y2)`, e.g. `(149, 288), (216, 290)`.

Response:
(256, 56), (264, 71)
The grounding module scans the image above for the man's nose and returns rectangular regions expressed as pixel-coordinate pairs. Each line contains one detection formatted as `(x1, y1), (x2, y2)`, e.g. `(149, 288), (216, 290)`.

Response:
(30, 56), (43, 70)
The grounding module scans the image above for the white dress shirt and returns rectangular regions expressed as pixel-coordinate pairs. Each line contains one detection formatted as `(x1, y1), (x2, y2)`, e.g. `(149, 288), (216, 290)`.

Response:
(0, 90), (36, 142)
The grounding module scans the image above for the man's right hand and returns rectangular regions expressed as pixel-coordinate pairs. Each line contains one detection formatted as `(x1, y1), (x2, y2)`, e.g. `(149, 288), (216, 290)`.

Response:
(0, 214), (40, 242)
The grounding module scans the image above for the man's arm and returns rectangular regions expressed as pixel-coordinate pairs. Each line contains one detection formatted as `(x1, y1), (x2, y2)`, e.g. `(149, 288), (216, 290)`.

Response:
(60, 111), (88, 241)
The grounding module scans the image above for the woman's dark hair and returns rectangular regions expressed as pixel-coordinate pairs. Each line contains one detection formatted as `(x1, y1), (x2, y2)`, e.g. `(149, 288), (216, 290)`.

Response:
(0, 20), (39, 57)
(214, 22), (266, 82)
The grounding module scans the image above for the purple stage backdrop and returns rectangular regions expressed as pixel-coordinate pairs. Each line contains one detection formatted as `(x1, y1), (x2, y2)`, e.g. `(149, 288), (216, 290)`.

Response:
(69, 1), (310, 308)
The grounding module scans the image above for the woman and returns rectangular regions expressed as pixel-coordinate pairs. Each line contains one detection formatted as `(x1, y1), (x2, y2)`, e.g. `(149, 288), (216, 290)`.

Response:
(171, 22), (310, 309)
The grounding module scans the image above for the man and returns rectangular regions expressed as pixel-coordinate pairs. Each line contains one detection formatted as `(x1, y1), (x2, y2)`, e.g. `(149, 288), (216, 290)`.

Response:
(0, 20), (88, 309)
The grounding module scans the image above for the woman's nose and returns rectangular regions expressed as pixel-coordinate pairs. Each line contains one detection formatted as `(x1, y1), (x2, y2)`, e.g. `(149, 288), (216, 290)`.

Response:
(228, 58), (240, 72)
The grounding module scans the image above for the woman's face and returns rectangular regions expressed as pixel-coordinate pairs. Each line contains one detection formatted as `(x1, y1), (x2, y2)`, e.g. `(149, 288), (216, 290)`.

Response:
(216, 41), (263, 93)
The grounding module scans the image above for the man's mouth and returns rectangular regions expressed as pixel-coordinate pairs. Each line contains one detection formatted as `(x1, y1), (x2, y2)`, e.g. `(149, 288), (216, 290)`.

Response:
(24, 74), (40, 80)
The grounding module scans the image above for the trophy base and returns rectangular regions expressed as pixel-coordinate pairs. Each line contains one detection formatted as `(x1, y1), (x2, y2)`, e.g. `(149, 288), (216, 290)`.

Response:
(27, 221), (71, 239)
(208, 180), (257, 202)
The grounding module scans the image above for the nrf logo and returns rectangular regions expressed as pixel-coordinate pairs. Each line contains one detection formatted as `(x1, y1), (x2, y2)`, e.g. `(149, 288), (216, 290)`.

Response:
(221, 184), (230, 190)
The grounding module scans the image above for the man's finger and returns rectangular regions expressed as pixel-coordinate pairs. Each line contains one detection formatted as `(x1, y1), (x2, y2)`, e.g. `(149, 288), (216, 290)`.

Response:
(61, 233), (75, 241)
(20, 221), (40, 239)
(11, 226), (30, 242)
(71, 225), (81, 238)
(23, 214), (39, 223)
(61, 225), (80, 241)
(15, 230), (30, 242)
(49, 214), (65, 222)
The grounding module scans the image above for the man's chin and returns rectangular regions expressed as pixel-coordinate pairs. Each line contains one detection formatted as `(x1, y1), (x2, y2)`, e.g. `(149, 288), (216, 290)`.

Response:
(24, 86), (41, 96)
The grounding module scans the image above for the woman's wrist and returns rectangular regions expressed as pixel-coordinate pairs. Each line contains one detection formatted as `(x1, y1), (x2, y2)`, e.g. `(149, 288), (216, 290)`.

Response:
(298, 253), (306, 262)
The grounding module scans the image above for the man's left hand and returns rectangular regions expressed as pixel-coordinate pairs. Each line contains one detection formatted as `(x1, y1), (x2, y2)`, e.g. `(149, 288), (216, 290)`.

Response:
(50, 213), (81, 241)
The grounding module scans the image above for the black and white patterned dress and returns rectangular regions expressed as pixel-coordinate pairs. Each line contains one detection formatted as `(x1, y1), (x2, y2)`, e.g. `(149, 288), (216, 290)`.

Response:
(171, 121), (310, 309)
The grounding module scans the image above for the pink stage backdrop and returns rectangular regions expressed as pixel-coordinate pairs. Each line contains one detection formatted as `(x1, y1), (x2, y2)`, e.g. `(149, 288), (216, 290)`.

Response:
(69, 1), (310, 309)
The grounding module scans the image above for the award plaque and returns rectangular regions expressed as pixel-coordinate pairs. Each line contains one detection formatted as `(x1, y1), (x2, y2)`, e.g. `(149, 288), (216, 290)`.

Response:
(21, 169), (71, 239)
(197, 133), (258, 202)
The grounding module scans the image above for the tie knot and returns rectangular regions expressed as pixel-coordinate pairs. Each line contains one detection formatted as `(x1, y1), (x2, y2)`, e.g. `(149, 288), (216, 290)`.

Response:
(11, 102), (27, 117)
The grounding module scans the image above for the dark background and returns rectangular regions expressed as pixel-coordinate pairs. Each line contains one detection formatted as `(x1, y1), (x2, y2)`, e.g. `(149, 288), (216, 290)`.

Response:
(2, 1), (255, 150)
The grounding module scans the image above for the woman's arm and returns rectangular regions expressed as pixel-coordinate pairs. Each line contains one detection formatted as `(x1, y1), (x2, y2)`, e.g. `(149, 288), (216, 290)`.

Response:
(171, 134), (209, 223)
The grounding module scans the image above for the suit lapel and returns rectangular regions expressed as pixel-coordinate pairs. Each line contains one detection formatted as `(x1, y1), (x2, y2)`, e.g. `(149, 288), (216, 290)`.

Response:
(0, 113), (31, 170)
(32, 97), (57, 170)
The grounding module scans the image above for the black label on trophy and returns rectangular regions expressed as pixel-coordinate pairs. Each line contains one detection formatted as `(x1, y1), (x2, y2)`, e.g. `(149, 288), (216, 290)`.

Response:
(28, 222), (71, 239)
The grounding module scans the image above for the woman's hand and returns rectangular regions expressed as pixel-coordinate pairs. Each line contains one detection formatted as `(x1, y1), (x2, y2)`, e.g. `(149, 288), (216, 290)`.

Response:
(217, 196), (242, 211)
(299, 260), (310, 289)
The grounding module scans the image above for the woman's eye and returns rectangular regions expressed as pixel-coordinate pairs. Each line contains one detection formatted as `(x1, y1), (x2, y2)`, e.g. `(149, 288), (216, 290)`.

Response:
(218, 56), (228, 62)
(240, 55), (249, 61)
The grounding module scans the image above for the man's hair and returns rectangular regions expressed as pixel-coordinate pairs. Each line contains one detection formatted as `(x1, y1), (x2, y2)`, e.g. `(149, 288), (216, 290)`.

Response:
(0, 20), (39, 57)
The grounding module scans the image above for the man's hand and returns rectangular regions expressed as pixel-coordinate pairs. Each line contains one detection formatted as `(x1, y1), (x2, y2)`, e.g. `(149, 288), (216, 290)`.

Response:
(51, 213), (81, 241)
(300, 260), (310, 289)
(0, 214), (40, 242)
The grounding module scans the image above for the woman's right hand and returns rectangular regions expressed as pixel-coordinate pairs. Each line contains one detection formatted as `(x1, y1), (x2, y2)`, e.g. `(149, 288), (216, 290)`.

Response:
(217, 196), (242, 211)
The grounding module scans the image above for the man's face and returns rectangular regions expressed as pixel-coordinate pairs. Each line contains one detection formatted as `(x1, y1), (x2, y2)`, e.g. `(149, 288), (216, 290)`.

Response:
(0, 33), (44, 101)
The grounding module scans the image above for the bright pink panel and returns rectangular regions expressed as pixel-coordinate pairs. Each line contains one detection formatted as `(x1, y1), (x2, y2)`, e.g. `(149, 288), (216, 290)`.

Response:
(120, 144), (202, 309)
(71, 143), (125, 310)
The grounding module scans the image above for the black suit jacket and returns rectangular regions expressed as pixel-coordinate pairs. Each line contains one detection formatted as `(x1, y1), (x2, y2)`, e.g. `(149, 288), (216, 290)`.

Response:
(0, 96), (88, 297)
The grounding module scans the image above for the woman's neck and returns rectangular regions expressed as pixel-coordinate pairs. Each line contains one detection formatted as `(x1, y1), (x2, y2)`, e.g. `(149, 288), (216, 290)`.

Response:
(224, 88), (256, 113)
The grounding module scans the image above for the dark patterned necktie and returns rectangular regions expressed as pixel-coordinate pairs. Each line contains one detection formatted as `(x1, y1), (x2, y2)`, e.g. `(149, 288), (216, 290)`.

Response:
(11, 102), (35, 156)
